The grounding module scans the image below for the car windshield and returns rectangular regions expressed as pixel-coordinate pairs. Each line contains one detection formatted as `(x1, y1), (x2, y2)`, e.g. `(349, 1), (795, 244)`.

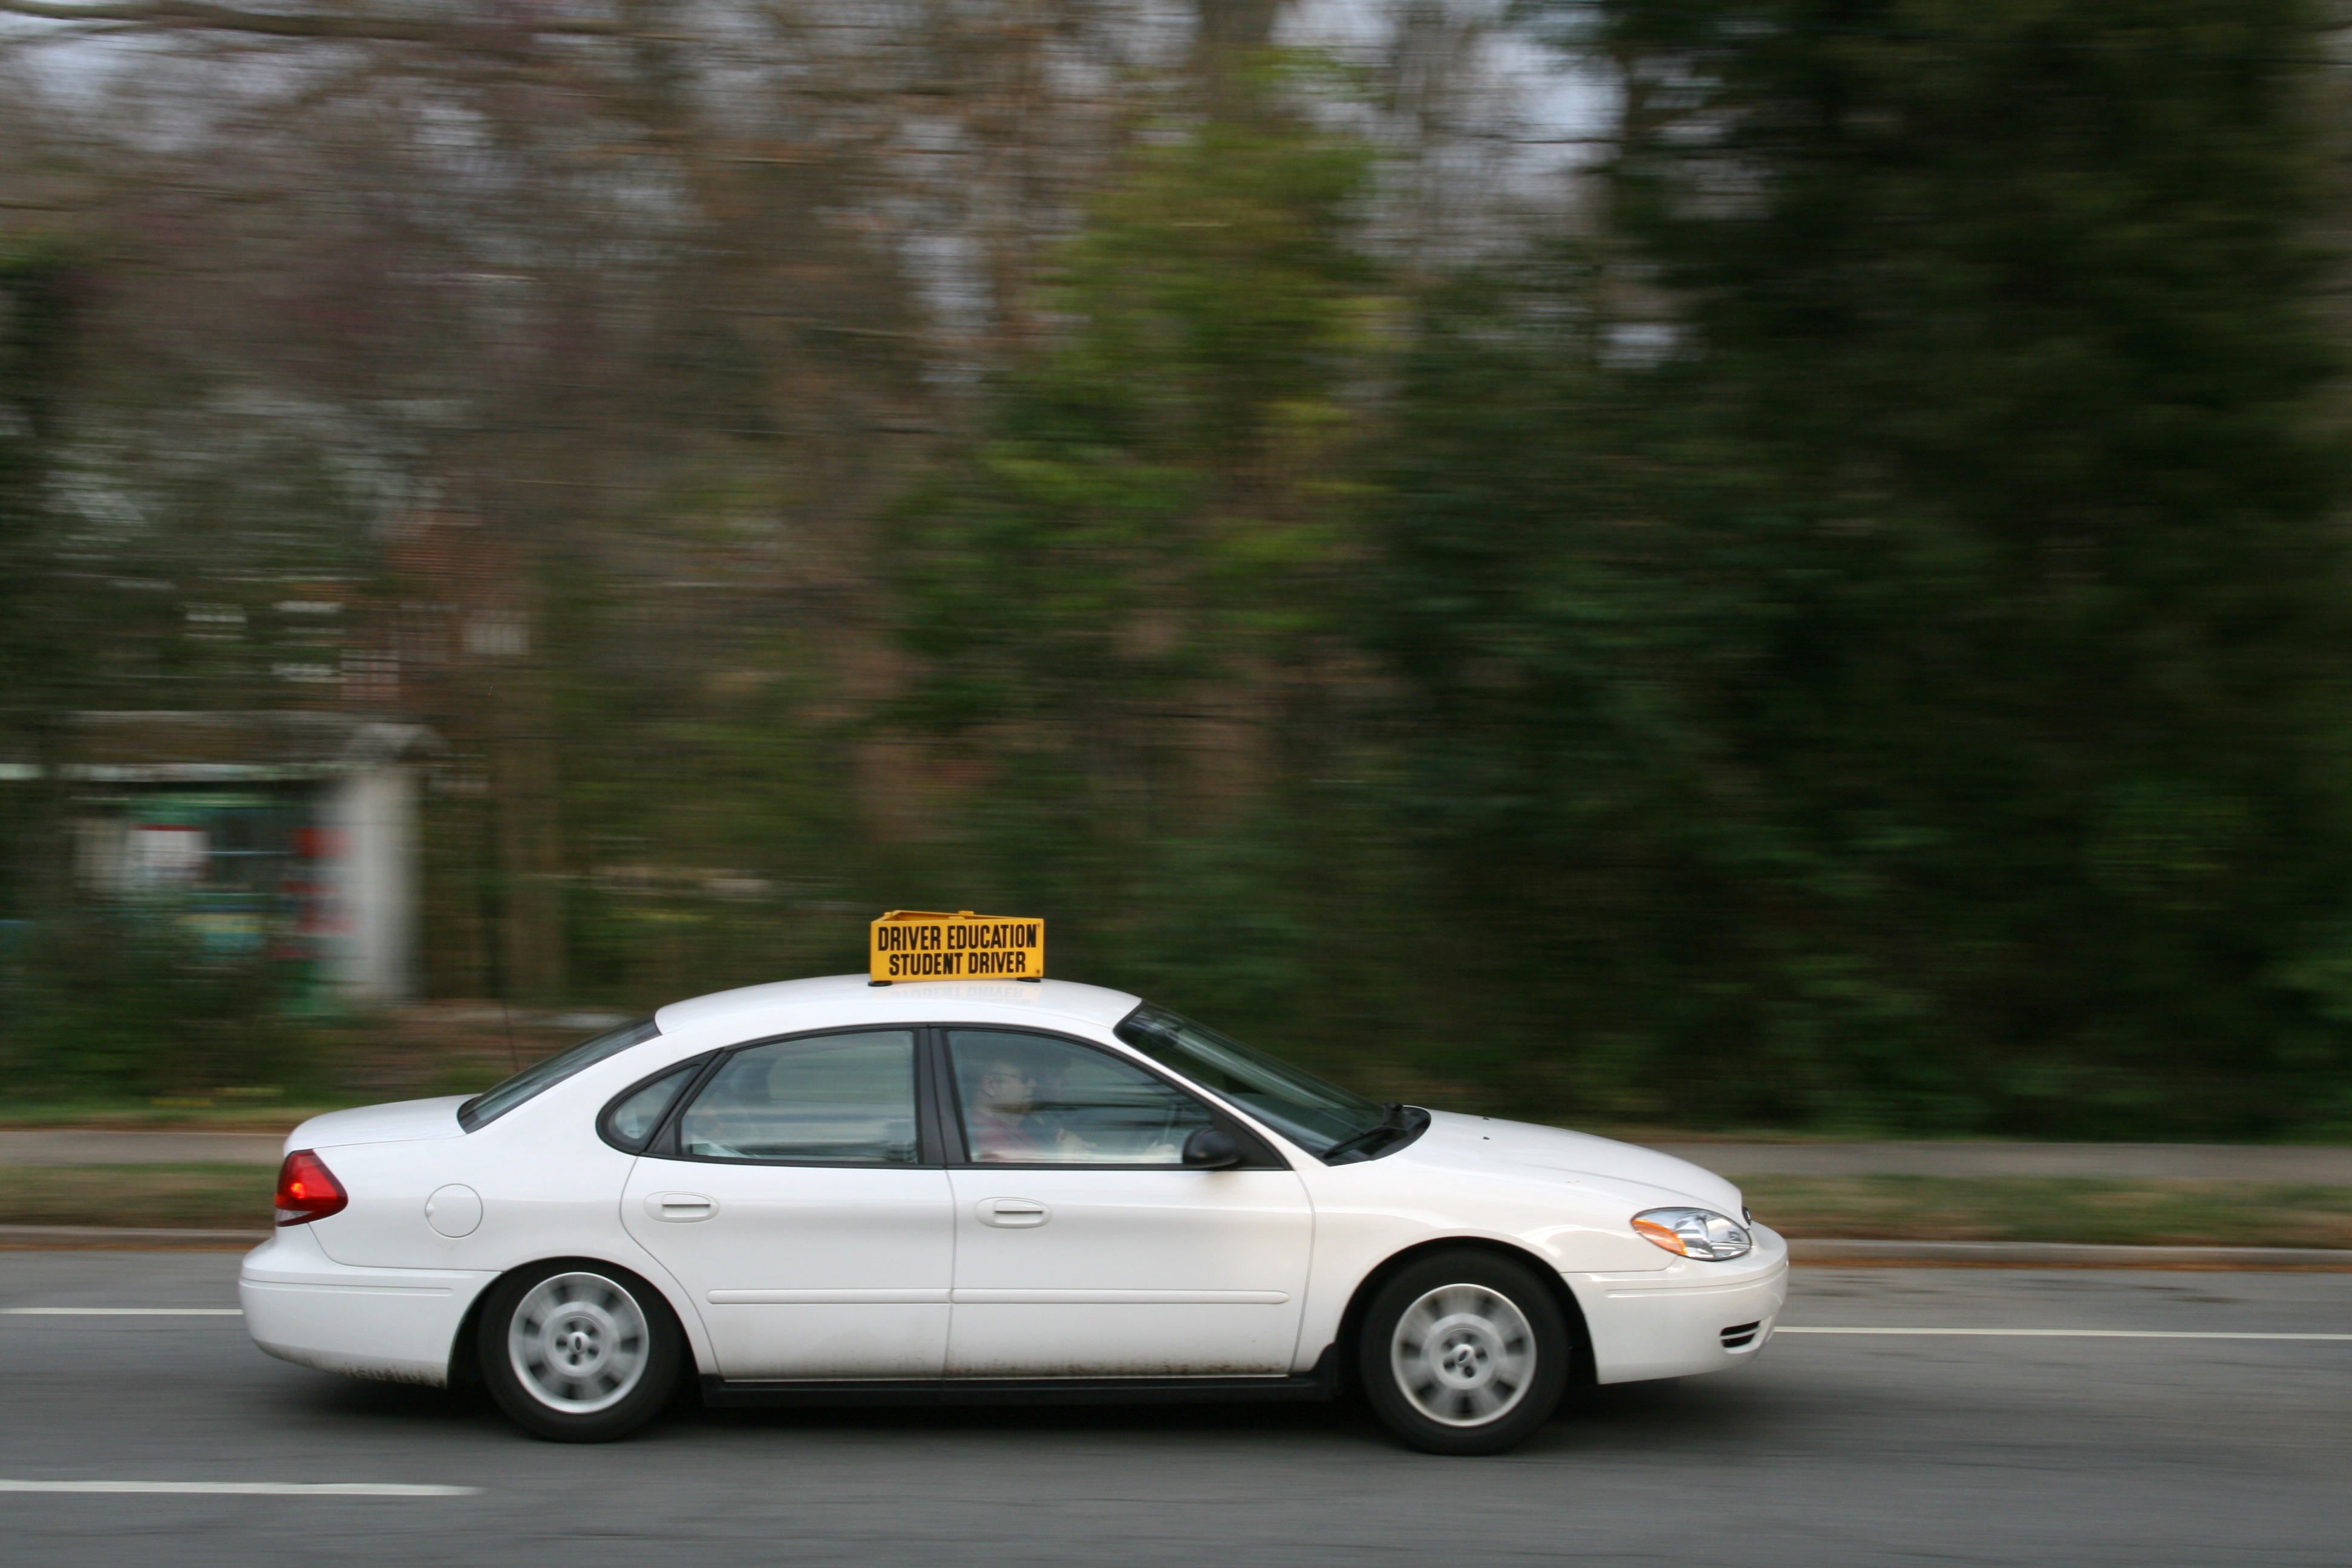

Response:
(459, 1016), (661, 1131)
(1114, 1003), (1389, 1158)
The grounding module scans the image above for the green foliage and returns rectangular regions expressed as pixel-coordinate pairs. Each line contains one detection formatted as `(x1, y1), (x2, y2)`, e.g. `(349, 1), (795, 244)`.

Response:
(12, 13), (2352, 1139)
(895, 109), (1379, 722)
(0, 243), (359, 1095)
(889, 4), (2352, 1136)
(0, 913), (309, 1101)
(1403, 0), (2352, 1134)
(0, 241), (82, 925)
(883, 103), (1393, 1069)
(1054, 120), (1380, 457)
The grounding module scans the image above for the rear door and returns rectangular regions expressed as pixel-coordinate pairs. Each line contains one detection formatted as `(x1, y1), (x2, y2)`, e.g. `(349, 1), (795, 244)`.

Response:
(620, 1028), (953, 1380)
(937, 1027), (1313, 1377)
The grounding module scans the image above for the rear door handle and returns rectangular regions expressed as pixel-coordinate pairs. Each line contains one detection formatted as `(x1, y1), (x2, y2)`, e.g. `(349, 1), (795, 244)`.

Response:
(978, 1198), (1050, 1228)
(646, 1192), (717, 1223)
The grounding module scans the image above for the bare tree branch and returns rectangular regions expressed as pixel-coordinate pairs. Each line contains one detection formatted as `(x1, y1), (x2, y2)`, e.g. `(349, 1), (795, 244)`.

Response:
(0, 0), (622, 47)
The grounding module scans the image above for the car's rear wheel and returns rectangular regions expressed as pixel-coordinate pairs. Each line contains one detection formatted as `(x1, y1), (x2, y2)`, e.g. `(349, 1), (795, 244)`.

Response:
(1357, 1249), (1572, 1455)
(479, 1261), (682, 1442)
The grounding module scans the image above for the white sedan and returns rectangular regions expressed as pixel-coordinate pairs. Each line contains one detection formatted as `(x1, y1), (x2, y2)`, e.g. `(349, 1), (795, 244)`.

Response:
(242, 975), (1787, 1454)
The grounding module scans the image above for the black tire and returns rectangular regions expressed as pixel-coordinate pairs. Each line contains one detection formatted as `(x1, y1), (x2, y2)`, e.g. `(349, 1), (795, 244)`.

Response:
(479, 1260), (685, 1442)
(1356, 1249), (1572, 1455)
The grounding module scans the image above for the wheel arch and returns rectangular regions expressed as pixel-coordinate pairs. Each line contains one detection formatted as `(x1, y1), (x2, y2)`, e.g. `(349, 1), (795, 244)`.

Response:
(447, 1254), (705, 1388)
(1328, 1236), (1594, 1398)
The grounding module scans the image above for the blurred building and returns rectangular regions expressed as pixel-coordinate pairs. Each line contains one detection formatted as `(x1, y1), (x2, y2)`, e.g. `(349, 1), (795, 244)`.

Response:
(35, 712), (439, 1005)
(1, 511), (523, 1010)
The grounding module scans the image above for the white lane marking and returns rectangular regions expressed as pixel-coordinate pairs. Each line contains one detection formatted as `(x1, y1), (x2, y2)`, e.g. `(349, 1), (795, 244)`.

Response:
(2, 1308), (242, 1316)
(0, 1481), (480, 1497)
(1778, 1327), (2352, 1340)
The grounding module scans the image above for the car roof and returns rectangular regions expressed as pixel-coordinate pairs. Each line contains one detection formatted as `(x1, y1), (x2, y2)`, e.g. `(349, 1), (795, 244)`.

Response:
(651, 973), (1145, 1040)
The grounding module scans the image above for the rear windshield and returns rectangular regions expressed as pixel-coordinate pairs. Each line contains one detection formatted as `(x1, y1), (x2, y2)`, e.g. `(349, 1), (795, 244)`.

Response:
(458, 1017), (661, 1131)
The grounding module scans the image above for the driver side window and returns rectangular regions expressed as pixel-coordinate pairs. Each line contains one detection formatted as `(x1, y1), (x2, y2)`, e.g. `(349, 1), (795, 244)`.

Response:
(946, 1030), (1214, 1165)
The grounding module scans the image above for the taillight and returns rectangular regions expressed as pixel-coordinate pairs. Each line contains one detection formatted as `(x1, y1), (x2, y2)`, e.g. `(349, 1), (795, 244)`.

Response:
(275, 1149), (347, 1226)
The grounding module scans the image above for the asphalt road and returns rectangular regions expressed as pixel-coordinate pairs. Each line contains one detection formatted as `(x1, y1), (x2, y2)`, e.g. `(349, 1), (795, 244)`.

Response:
(2, 1255), (2348, 1566)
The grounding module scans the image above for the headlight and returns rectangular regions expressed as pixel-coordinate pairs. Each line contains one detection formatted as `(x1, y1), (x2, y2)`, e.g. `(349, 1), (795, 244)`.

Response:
(1632, 1206), (1753, 1261)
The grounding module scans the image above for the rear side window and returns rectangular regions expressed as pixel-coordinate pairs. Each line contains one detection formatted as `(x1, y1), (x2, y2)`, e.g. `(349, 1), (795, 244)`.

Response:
(601, 1059), (705, 1151)
(675, 1030), (918, 1164)
(459, 1017), (661, 1131)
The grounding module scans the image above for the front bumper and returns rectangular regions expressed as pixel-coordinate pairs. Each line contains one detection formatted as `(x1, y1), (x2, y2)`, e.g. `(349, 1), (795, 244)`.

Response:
(1563, 1224), (1790, 1384)
(239, 1223), (498, 1387)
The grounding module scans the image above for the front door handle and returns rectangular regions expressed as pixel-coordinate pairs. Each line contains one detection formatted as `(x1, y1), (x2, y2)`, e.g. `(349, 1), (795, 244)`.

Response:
(646, 1192), (717, 1223)
(978, 1198), (1050, 1228)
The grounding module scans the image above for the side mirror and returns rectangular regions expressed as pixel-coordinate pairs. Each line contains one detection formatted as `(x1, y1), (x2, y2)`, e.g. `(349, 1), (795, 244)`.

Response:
(1181, 1127), (1242, 1169)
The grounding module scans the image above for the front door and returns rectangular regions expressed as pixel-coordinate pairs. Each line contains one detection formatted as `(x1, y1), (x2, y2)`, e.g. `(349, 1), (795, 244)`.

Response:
(621, 1028), (953, 1380)
(938, 1028), (1313, 1377)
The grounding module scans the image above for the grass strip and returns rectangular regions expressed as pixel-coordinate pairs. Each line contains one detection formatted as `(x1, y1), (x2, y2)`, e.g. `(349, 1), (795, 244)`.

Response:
(0, 1103), (361, 1133)
(0, 1165), (272, 1229)
(1741, 1175), (2352, 1249)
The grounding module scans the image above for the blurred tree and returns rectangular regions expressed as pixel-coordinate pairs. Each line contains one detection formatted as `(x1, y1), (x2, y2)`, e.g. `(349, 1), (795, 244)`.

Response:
(887, 100), (1396, 1063)
(0, 240), (80, 922)
(1454, 0), (2352, 1132)
(0, 241), (318, 1096)
(4, 0), (2344, 1137)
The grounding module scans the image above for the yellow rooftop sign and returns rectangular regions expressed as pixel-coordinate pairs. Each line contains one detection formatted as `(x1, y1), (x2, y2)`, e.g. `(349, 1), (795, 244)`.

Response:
(870, 910), (1045, 982)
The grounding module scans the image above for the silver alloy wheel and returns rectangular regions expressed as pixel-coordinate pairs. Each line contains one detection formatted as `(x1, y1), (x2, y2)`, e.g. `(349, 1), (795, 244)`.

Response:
(506, 1272), (650, 1415)
(1388, 1282), (1537, 1428)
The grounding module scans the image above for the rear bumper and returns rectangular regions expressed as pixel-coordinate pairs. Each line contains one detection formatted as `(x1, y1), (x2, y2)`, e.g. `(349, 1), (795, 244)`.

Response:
(1564, 1226), (1791, 1384)
(238, 1224), (498, 1387)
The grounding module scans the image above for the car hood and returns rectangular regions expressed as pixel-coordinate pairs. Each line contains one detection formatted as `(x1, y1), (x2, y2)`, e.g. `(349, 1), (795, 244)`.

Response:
(286, 1096), (469, 1155)
(1394, 1109), (1746, 1214)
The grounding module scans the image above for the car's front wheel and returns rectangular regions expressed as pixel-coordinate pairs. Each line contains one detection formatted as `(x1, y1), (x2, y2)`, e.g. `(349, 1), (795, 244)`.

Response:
(479, 1261), (683, 1442)
(1357, 1249), (1572, 1455)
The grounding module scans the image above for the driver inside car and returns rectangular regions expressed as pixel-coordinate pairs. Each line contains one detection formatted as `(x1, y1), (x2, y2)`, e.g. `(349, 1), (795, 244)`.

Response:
(966, 1057), (1099, 1161)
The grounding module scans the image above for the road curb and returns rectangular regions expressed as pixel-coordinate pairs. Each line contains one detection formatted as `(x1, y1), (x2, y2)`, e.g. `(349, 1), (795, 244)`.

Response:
(1791, 1238), (2352, 1269)
(0, 1225), (267, 1250)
